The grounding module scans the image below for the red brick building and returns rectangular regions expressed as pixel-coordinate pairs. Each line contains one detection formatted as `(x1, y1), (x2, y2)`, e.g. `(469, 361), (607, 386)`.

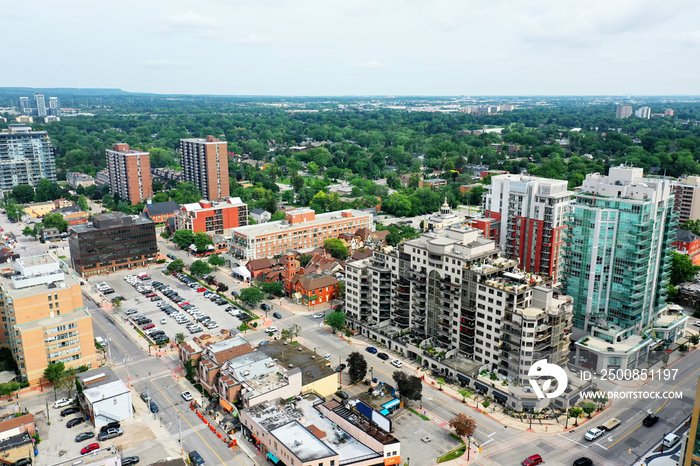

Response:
(465, 217), (500, 241)
(289, 274), (338, 308)
(674, 229), (700, 265)
(105, 143), (152, 205)
(176, 197), (248, 235)
(143, 201), (181, 224)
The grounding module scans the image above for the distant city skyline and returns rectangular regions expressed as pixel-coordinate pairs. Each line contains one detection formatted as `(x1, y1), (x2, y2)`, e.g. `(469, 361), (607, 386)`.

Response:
(2, 0), (699, 96)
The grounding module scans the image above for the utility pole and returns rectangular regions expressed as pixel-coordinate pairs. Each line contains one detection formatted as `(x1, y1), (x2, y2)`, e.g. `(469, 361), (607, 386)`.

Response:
(178, 415), (182, 454)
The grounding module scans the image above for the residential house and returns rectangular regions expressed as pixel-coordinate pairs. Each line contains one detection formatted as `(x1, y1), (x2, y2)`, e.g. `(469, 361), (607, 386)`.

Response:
(143, 200), (181, 224)
(0, 411), (36, 464)
(249, 208), (271, 224)
(289, 274), (338, 308)
(674, 229), (700, 265)
(41, 227), (61, 242)
(197, 336), (254, 395)
(246, 258), (275, 281)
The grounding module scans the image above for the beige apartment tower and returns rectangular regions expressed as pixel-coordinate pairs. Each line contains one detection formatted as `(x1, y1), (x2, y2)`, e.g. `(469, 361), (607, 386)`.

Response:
(0, 255), (98, 385)
(180, 136), (230, 200)
(105, 143), (152, 205)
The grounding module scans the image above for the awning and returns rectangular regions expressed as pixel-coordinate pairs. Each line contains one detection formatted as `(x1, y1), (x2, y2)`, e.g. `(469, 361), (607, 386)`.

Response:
(220, 397), (235, 413)
(267, 452), (280, 464)
(231, 266), (251, 280)
(492, 390), (508, 403)
(382, 398), (400, 409)
(474, 382), (489, 392)
(380, 409), (390, 415)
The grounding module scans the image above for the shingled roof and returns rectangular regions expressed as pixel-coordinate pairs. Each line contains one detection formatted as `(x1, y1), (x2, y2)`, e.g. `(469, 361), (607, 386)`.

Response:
(290, 274), (338, 291)
(144, 201), (181, 217)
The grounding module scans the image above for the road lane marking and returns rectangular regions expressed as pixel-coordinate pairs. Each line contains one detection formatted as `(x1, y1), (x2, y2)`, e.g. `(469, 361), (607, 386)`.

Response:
(556, 433), (591, 449)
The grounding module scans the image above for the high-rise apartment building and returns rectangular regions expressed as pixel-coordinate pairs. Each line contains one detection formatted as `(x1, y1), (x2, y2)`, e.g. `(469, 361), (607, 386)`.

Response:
(563, 167), (687, 372)
(105, 143), (152, 205)
(673, 176), (700, 223)
(176, 198), (248, 235)
(665, 109), (674, 117)
(18, 97), (31, 116)
(0, 255), (98, 385)
(34, 94), (46, 117)
(345, 223), (575, 409)
(180, 136), (230, 200)
(0, 125), (56, 191)
(48, 97), (60, 116)
(616, 105), (633, 119)
(69, 212), (157, 276)
(484, 174), (572, 282)
(635, 107), (651, 119)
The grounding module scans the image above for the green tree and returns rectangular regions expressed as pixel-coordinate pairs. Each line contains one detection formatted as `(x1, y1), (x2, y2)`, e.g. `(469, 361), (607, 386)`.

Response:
(297, 254), (313, 267)
(239, 287), (265, 307)
(581, 401), (596, 418)
(270, 211), (286, 221)
(448, 413), (477, 438)
(189, 260), (212, 277)
(336, 281), (345, 299)
(22, 226), (35, 238)
(392, 371), (422, 405)
(208, 254), (226, 267)
(569, 407), (583, 427)
(175, 333), (186, 344)
(437, 377), (445, 390)
(458, 387), (473, 403)
(0, 382), (20, 396)
(670, 251), (700, 285)
(41, 213), (69, 232)
(5, 202), (25, 222)
(689, 334), (700, 348)
(193, 232), (213, 254)
(57, 368), (78, 398)
(261, 281), (284, 297)
(44, 362), (66, 383)
(173, 229), (195, 249)
(290, 175), (305, 192)
(347, 351), (367, 384)
(167, 259), (185, 273)
(11, 185), (35, 203)
(681, 221), (700, 237)
(34, 179), (62, 202)
(77, 194), (89, 211)
(323, 238), (349, 260)
(325, 311), (346, 334)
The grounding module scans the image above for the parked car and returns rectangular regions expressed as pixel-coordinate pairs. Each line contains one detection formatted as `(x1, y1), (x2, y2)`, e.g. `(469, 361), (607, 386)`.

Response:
(522, 454), (543, 466)
(81, 442), (100, 455)
(142, 323), (155, 330)
(197, 287), (206, 292)
(99, 421), (120, 432)
(188, 451), (205, 466)
(260, 303), (271, 311)
(313, 313), (324, 319)
(125, 308), (138, 315)
(149, 401), (159, 413)
(97, 428), (124, 441)
(390, 359), (403, 368)
(272, 312), (282, 319)
(377, 352), (389, 360)
(182, 391), (193, 401)
(54, 398), (74, 409)
(11, 458), (32, 466)
(336, 390), (349, 400)
(573, 458), (593, 466)
(121, 456), (140, 466)
(66, 417), (85, 428)
(335, 364), (347, 372)
(140, 392), (151, 403)
(663, 433), (680, 448)
(643, 414), (659, 427)
(61, 407), (80, 417)
(323, 354), (331, 360)
(584, 427), (604, 441)
(74, 432), (95, 442)
(365, 347), (378, 354)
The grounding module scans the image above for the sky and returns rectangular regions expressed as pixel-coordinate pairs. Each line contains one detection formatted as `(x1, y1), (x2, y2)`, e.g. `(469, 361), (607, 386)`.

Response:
(3, 0), (700, 96)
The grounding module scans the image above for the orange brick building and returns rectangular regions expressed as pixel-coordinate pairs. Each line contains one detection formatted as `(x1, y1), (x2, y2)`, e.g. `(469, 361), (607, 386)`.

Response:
(289, 274), (338, 308)
(105, 143), (152, 205)
(176, 198), (248, 235)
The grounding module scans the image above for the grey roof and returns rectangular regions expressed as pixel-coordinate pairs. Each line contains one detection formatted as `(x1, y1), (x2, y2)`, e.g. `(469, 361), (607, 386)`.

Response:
(676, 229), (699, 243)
(225, 351), (274, 380)
(144, 201), (181, 217)
(250, 208), (267, 215)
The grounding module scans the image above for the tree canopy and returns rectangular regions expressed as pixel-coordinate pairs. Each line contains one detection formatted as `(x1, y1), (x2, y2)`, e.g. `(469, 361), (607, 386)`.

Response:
(239, 287), (265, 307)
(189, 260), (212, 277)
(392, 371), (422, 404)
(448, 413), (477, 438)
(325, 311), (346, 334)
(347, 351), (367, 384)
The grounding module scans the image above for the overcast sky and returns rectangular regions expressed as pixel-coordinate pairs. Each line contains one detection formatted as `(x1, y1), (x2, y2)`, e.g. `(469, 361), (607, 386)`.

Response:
(3, 0), (699, 95)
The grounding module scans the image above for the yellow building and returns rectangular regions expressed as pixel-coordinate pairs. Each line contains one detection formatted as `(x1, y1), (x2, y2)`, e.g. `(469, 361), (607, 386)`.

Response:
(0, 255), (98, 385)
(22, 202), (56, 218)
(685, 375), (700, 465)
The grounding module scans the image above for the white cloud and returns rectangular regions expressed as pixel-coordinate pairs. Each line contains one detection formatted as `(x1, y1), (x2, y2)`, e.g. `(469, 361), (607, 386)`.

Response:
(354, 60), (385, 69)
(231, 34), (274, 45)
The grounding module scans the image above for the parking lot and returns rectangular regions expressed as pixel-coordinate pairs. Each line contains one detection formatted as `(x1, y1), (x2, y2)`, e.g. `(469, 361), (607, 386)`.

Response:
(95, 267), (253, 345)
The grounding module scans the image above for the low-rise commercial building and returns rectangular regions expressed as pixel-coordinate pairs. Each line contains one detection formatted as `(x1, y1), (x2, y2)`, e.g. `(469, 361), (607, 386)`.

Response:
(143, 200), (181, 224)
(66, 172), (95, 189)
(0, 255), (98, 384)
(176, 198), (248, 235)
(289, 274), (338, 308)
(68, 212), (157, 277)
(228, 208), (373, 261)
(77, 367), (133, 428)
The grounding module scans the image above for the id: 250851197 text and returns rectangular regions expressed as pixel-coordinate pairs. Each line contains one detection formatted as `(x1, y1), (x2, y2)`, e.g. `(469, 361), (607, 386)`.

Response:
(579, 368), (678, 381)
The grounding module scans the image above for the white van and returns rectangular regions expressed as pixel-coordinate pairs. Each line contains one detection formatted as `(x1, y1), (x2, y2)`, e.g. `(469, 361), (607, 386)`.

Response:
(95, 336), (106, 347)
(663, 433), (680, 448)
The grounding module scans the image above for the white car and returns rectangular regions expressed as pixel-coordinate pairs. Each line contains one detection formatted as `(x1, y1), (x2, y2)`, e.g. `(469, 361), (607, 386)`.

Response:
(694, 321), (700, 327)
(584, 427), (604, 441)
(323, 354), (331, 360)
(54, 398), (74, 409)
(390, 359), (403, 368)
(267, 326), (278, 333)
(313, 313), (324, 319)
(181, 391), (193, 401)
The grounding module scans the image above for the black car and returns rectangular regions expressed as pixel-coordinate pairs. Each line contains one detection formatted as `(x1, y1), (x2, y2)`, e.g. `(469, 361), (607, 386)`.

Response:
(61, 407), (80, 417)
(100, 421), (120, 433)
(12, 458), (32, 466)
(272, 312), (282, 319)
(149, 401), (159, 413)
(75, 432), (95, 442)
(335, 364), (347, 372)
(260, 304), (271, 311)
(122, 457), (140, 466)
(377, 352), (389, 360)
(643, 414), (660, 427)
(336, 390), (349, 400)
(572, 458), (593, 466)
(154, 337), (170, 346)
(66, 417), (85, 428)
(188, 451), (205, 466)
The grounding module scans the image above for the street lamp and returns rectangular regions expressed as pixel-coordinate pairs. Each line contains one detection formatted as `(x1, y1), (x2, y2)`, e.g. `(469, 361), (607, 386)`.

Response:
(407, 457), (410, 466)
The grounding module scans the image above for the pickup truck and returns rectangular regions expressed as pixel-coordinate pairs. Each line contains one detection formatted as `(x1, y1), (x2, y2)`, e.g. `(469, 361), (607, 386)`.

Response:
(584, 427), (605, 441)
(600, 418), (621, 431)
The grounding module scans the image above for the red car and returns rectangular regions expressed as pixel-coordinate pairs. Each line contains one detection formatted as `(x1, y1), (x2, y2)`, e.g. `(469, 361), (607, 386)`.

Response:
(178, 302), (190, 308)
(81, 442), (100, 455)
(196, 287), (206, 292)
(142, 323), (155, 330)
(145, 293), (156, 298)
(523, 454), (543, 466)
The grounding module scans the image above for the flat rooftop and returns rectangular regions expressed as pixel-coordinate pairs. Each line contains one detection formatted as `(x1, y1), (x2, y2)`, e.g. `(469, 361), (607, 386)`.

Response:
(15, 307), (91, 332)
(257, 341), (336, 385)
(270, 421), (336, 462)
(231, 209), (372, 238)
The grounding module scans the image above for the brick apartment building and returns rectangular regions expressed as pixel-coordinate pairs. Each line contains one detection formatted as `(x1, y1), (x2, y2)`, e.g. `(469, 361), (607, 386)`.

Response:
(68, 212), (157, 276)
(175, 198), (248, 235)
(0, 255), (98, 385)
(180, 136), (230, 200)
(105, 143), (152, 205)
(228, 208), (373, 261)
